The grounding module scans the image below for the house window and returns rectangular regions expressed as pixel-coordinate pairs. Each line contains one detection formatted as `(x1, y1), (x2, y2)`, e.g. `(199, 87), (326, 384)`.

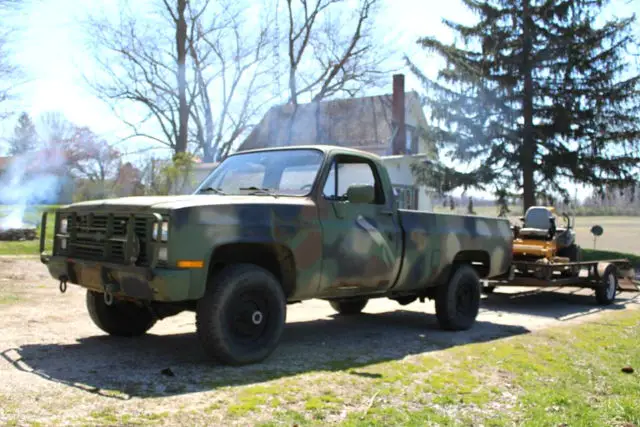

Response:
(393, 185), (418, 210)
(404, 125), (418, 154)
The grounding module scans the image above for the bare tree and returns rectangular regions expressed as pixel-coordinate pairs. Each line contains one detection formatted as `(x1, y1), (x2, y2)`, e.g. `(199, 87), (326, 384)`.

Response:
(188, 4), (277, 162)
(84, 0), (275, 162)
(0, 0), (25, 118)
(84, 1), (201, 155)
(36, 111), (75, 143)
(63, 126), (121, 184)
(283, 0), (388, 105)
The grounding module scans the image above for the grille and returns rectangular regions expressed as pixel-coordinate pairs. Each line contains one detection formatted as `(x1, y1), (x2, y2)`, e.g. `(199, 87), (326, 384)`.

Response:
(57, 212), (158, 266)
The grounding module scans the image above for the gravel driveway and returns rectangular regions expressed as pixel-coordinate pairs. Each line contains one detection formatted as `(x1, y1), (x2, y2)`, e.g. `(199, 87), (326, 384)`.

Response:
(1, 256), (638, 425)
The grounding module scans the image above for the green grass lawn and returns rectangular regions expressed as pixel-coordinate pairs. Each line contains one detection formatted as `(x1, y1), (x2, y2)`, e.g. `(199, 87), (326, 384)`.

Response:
(72, 308), (640, 426)
(583, 248), (640, 266)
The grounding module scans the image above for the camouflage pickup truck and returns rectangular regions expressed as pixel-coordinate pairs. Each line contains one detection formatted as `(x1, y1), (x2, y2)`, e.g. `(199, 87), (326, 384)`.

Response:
(40, 145), (513, 365)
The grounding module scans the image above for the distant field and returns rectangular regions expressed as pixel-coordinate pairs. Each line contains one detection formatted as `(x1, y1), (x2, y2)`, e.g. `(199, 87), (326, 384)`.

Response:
(572, 216), (640, 255)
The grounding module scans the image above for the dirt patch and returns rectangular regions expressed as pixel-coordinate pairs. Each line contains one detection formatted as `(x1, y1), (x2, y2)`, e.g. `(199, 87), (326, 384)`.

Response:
(0, 256), (638, 425)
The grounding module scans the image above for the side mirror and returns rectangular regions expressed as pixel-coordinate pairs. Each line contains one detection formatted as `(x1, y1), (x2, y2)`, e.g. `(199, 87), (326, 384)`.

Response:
(346, 184), (375, 204)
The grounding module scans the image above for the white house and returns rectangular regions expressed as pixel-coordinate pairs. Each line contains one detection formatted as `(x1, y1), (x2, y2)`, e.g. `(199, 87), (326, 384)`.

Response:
(178, 74), (437, 211)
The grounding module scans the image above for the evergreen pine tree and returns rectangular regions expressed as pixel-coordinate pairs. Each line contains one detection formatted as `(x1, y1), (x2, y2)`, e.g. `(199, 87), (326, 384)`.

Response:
(408, 0), (640, 213)
(8, 112), (38, 155)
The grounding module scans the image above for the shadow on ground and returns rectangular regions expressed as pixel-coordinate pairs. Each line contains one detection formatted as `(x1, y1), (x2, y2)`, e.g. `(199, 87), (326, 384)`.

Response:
(2, 310), (528, 400)
(480, 287), (640, 320)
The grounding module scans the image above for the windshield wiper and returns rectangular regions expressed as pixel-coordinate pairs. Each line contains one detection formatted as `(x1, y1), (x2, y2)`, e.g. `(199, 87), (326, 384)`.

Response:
(239, 186), (278, 196)
(198, 186), (226, 195)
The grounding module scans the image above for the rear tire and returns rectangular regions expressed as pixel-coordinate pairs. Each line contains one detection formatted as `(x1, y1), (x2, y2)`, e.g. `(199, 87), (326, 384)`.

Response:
(86, 290), (156, 337)
(482, 285), (496, 295)
(435, 265), (481, 331)
(196, 264), (286, 366)
(595, 264), (618, 306)
(329, 298), (368, 315)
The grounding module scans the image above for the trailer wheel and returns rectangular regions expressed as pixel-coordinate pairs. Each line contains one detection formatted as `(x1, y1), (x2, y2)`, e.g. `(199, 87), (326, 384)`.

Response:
(595, 264), (618, 306)
(436, 264), (480, 331)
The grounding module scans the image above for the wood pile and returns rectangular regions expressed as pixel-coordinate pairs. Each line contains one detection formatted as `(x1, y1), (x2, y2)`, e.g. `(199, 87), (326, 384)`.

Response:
(0, 227), (37, 241)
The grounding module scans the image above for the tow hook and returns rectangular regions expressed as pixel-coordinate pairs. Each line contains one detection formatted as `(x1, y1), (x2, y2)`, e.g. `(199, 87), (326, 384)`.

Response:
(58, 275), (68, 294)
(104, 290), (114, 306)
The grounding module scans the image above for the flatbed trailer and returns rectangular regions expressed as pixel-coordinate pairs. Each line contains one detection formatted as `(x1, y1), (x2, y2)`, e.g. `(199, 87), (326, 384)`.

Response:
(484, 258), (639, 305)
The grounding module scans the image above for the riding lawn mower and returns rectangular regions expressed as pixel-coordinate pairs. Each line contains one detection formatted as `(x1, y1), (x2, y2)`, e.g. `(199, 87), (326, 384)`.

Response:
(511, 206), (582, 278)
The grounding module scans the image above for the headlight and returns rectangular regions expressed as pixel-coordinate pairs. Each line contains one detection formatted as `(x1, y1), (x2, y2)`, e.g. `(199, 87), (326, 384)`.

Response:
(152, 221), (169, 241)
(60, 218), (68, 234)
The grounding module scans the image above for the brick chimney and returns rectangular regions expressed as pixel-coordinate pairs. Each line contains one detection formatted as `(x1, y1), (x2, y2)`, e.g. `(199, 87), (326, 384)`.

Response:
(392, 74), (406, 155)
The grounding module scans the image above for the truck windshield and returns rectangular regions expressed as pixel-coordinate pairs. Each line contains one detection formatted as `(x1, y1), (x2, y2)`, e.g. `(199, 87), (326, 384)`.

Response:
(194, 149), (325, 196)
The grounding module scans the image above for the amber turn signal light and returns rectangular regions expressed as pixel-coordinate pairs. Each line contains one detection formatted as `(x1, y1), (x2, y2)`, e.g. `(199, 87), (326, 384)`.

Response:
(177, 260), (204, 268)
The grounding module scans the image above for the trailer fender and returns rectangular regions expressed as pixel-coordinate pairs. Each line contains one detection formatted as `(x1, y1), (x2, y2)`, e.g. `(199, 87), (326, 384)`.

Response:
(595, 262), (616, 282)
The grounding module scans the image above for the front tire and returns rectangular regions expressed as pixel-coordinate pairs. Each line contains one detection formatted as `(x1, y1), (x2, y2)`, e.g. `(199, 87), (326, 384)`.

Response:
(196, 264), (286, 366)
(435, 265), (481, 331)
(86, 290), (156, 337)
(329, 298), (368, 315)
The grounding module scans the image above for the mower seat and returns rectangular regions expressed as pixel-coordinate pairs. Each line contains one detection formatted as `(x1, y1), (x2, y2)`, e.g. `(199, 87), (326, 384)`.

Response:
(517, 206), (556, 240)
(517, 228), (551, 239)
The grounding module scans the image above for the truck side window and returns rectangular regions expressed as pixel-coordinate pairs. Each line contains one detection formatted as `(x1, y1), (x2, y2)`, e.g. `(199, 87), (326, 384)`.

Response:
(322, 159), (381, 203)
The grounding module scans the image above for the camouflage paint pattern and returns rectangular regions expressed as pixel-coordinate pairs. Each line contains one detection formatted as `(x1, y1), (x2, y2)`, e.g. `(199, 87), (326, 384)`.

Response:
(42, 145), (513, 303)
(393, 210), (513, 292)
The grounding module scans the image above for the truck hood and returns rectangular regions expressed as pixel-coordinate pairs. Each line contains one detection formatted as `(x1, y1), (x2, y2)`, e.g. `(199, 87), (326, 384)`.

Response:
(62, 194), (313, 211)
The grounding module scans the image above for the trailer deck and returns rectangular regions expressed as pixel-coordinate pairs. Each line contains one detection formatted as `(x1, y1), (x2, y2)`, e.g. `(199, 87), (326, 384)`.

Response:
(484, 258), (639, 305)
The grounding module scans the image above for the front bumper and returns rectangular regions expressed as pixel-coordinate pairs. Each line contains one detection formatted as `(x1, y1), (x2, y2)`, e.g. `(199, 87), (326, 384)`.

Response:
(39, 211), (193, 302)
(43, 256), (193, 302)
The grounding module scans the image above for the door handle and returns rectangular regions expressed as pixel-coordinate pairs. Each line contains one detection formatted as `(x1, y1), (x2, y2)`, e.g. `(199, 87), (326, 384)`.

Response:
(380, 209), (394, 216)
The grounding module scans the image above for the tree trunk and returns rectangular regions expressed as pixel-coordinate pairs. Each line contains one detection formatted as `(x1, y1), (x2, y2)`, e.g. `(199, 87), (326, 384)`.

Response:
(521, 0), (535, 213)
(288, 67), (297, 105)
(175, 0), (188, 155)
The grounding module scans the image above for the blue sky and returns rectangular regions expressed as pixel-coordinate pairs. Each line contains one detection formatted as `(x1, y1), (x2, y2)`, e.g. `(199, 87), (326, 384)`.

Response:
(2, 0), (638, 200)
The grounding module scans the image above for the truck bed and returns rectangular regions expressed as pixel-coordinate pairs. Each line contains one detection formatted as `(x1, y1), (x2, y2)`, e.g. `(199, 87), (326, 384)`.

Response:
(392, 210), (514, 292)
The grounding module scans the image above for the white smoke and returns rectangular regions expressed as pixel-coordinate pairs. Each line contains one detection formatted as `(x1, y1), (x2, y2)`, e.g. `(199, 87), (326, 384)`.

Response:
(0, 146), (67, 229)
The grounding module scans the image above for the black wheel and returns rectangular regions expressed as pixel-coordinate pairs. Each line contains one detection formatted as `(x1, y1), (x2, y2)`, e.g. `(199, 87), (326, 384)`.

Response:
(86, 290), (156, 337)
(595, 264), (618, 306)
(482, 285), (496, 295)
(435, 264), (481, 331)
(196, 264), (286, 366)
(329, 298), (368, 315)
(559, 244), (582, 277)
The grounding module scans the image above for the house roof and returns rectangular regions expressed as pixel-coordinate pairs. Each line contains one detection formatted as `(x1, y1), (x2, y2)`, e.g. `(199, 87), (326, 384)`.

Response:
(0, 157), (10, 170)
(230, 144), (384, 161)
(237, 91), (428, 155)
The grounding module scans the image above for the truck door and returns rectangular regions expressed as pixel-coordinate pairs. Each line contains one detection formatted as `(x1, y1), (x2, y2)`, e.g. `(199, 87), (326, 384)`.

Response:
(316, 155), (402, 296)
